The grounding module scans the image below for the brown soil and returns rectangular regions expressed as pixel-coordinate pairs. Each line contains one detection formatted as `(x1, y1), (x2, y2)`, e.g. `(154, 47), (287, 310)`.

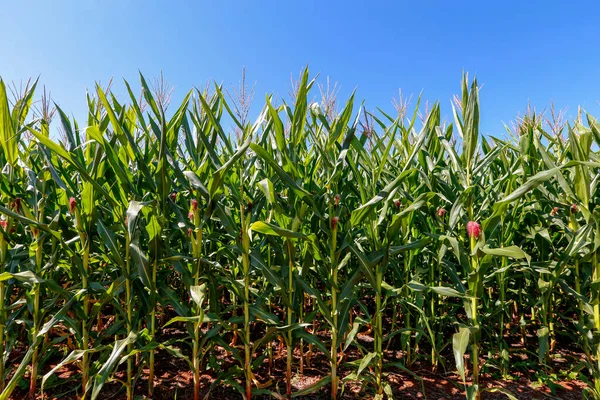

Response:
(9, 340), (586, 400)
(7, 308), (588, 399)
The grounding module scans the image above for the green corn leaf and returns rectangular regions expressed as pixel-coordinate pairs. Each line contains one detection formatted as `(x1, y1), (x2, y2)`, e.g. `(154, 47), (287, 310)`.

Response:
(42, 348), (102, 395)
(184, 170), (210, 200)
(0, 204), (60, 239)
(453, 326), (471, 383)
(130, 240), (152, 290)
(250, 221), (307, 239)
(0, 80), (17, 166)
(97, 220), (125, 269)
(190, 284), (207, 308)
(164, 315), (213, 327)
(90, 332), (138, 400)
(257, 178), (275, 205)
(461, 77), (479, 172)
(250, 143), (313, 202)
(495, 166), (561, 206)
(210, 136), (252, 196)
(356, 352), (377, 378)
(537, 326), (550, 364)
(480, 245), (531, 265)
(351, 169), (412, 226)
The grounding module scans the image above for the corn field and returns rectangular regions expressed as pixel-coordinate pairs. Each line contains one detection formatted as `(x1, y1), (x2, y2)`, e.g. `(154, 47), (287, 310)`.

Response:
(0, 69), (600, 400)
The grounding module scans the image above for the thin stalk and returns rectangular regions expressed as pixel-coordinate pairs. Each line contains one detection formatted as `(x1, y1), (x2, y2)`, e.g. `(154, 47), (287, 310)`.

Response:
(241, 204), (252, 400)
(73, 198), (90, 396)
(430, 255), (436, 371)
(81, 239), (90, 395)
(466, 167), (480, 400)
(286, 243), (293, 398)
(150, 107), (169, 398)
(549, 293), (556, 352)
(469, 233), (480, 398)
(567, 212), (582, 358)
(267, 243), (274, 373)
(403, 253), (412, 365)
(330, 217), (339, 400)
(284, 203), (306, 397)
(125, 229), (133, 400)
(299, 295), (304, 376)
(0, 162), (15, 393)
(243, 266), (251, 400)
(574, 260), (585, 331)
(29, 232), (44, 399)
(192, 224), (203, 400)
(594, 253), (600, 332)
(498, 216), (508, 378)
(148, 236), (158, 397)
(0, 221), (7, 391)
(499, 256), (507, 378)
(374, 267), (383, 396)
(593, 252), (600, 385)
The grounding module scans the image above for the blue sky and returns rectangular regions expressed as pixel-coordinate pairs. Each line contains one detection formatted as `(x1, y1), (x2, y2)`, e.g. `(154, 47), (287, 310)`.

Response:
(1, 0), (599, 136)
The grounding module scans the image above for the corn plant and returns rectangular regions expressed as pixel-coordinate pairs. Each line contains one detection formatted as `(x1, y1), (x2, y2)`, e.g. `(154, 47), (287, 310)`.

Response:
(4, 69), (600, 400)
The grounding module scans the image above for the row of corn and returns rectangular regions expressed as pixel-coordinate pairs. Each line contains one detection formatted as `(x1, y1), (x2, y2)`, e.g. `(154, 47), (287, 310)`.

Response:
(0, 70), (599, 400)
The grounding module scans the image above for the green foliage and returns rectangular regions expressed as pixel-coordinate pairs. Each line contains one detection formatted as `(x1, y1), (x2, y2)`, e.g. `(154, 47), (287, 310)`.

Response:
(0, 70), (598, 400)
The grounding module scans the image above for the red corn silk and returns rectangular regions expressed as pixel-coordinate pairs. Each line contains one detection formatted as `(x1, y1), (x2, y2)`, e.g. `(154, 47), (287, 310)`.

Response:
(69, 197), (77, 213)
(331, 216), (339, 230)
(466, 221), (481, 239)
(334, 194), (341, 207)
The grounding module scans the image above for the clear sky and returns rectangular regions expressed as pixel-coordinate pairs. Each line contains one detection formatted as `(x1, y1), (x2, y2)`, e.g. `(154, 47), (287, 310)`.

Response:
(1, 0), (599, 137)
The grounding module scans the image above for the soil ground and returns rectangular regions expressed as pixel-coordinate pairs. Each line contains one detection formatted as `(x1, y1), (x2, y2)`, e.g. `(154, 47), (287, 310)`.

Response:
(9, 326), (587, 400)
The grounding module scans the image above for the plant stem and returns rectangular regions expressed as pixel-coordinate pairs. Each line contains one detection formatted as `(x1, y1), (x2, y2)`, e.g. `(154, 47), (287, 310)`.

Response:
(192, 226), (203, 400)
(374, 267), (383, 396)
(592, 251), (600, 393)
(0, 222), (7, 392)
(285, 203), (306, 397)
(125, 229), (133, 400)
(241, 205), (252, 400)
(286, 243), (294, 398)
(149, 236), (158, 397)
(469, 233), (480, 399)
(499, 256), (507, 378)
(29, 232), (43, 399)
(330, 220), (338, 400)
(404, 253), (412, 365)
(430, 253), (437, 371)
(82, 239), (90, 395)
